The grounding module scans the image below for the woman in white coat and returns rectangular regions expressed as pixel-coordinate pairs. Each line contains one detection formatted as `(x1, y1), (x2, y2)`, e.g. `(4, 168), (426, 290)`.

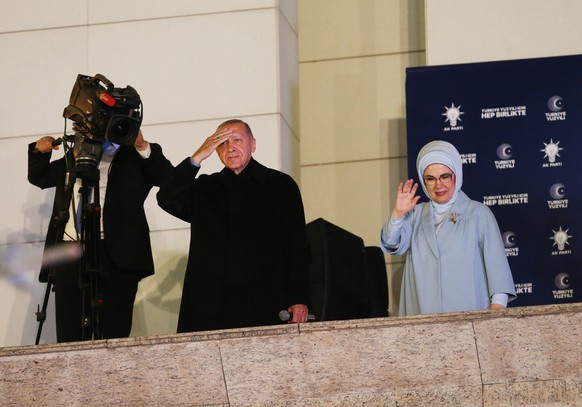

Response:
(380, 140), (516, 316)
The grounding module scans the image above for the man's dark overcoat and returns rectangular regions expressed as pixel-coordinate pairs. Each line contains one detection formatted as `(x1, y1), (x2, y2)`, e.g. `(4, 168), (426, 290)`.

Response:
(157, 157), (311, 332)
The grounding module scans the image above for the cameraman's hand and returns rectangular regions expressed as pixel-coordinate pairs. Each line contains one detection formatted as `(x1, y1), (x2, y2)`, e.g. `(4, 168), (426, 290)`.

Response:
(191, 127), (233, 166)
(35, 136), (58, 153)
(134, 130), (149, 151)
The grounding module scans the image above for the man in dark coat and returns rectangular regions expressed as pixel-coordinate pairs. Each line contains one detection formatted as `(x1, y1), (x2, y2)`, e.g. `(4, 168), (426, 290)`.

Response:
(157, 119), (310, 332)
(28, 130), (173, 342)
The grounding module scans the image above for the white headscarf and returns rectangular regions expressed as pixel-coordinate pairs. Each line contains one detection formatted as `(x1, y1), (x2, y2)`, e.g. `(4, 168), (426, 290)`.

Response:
(416, 140), (463, 218)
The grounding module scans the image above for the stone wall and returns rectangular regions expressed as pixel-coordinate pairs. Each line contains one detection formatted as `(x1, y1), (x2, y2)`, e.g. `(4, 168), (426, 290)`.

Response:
(1, 303), (581, 406)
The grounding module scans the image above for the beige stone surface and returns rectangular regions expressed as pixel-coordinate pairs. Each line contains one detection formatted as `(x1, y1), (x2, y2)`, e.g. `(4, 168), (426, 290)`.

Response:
(222, 320), (480, 405)
(476, 306), (582, 406)
(299, 53), (423, 166)
(483, 379), (582, 407)
(298, 0), (425, 62)
(0, 338), (228, 406)
(2, 304), (582, 406)
(475, 309), (582, 383)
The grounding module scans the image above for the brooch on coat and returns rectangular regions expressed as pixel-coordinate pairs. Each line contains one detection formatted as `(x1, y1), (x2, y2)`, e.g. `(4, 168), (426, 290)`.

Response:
(449, 212), (460, 224)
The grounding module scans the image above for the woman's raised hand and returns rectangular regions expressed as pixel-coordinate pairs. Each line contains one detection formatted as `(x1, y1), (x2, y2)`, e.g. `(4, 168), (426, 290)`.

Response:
(392, 179), (420, 218)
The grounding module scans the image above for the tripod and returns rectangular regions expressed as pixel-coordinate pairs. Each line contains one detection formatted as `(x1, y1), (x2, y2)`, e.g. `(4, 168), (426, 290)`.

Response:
(35, 135), (105, 344)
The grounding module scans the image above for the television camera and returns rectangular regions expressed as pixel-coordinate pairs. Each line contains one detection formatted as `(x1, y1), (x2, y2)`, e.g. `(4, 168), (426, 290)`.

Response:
(61, 73), (143, 175)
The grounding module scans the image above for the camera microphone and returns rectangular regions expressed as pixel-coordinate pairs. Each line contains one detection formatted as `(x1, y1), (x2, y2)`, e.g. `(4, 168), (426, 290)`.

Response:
(278, 310), (316, 322)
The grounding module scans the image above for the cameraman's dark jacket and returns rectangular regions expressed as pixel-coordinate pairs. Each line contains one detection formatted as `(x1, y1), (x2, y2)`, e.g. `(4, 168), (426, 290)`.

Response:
(28, 142), (173, 282)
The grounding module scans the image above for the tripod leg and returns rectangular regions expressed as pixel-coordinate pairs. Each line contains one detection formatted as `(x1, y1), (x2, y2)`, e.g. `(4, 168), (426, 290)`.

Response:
(81, 275), (95, 341)
(34, 141), (76, 345)
(79, 184), (104, 340)
(35, 279), (53, 345)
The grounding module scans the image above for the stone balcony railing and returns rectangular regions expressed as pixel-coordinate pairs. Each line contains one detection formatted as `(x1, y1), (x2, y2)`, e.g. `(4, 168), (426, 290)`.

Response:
(1, 303), (581, 406)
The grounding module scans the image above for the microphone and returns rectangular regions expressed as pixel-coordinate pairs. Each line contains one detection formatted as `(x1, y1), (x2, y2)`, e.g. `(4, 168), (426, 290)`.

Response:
(279, 310), (316, 322)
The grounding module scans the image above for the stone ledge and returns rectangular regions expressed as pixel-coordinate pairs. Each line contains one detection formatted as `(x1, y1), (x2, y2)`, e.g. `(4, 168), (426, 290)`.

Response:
(1, 303), (581, 406)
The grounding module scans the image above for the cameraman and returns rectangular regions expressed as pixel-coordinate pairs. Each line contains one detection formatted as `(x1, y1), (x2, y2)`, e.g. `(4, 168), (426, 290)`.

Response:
(28, 130), (173, 342)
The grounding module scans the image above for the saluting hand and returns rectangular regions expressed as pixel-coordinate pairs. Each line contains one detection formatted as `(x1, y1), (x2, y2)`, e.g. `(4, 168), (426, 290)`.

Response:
(191, 127), (233, 166)
(393, 179), (420, 218)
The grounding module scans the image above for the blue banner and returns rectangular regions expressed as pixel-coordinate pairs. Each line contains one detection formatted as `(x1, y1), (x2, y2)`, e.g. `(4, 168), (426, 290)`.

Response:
(405, 54), (582, 307)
